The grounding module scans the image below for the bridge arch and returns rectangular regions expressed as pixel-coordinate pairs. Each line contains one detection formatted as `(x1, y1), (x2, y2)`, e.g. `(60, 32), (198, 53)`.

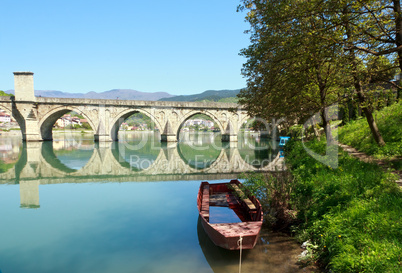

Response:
(109, 108), (163, 141)
(38, 106), (96, 141)
(177, 110), (224, 140)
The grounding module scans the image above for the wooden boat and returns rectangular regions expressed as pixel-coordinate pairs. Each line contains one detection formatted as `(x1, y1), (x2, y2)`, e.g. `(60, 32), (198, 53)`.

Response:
(197, 179), (263, 250)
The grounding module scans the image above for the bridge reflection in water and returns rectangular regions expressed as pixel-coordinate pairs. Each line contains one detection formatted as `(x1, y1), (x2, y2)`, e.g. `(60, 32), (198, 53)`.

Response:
(0, 132), (285, 209)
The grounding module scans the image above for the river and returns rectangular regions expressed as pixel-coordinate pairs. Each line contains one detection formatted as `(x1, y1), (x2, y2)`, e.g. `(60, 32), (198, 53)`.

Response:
(0, 131), (314, 273)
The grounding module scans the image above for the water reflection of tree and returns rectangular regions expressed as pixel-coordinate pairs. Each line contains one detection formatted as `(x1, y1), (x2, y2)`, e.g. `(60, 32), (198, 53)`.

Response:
(0, 137), (22, 173)
(0, 159), (14, 173)
(237, 134), (278, 168)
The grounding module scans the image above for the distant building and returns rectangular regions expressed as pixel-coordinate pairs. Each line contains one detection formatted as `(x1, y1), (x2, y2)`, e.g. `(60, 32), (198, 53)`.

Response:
(183, 118), (214, 129)
(120, 122), (129, 130)
(203, 120), (214, 128)
(0, 112), (11, 123)
(55, 114), (83, 128)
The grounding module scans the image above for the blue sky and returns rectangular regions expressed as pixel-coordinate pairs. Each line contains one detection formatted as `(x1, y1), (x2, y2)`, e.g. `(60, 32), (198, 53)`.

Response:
(1, 0), (250, 95)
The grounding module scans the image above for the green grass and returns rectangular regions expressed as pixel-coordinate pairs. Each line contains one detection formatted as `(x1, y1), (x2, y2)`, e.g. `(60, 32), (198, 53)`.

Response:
(339, 102), (402, 163)
(285, 140), (402, 272)
(242, 102), (402, 271)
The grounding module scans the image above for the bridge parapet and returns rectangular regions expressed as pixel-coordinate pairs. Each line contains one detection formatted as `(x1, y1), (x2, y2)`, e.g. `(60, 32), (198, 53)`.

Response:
(35, 96), (240, 110)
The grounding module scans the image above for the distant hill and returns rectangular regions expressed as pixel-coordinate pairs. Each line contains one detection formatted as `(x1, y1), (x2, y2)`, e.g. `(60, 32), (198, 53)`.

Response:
(5, 88), (242, 102)
(158, 89), (241, 102)
(6, 89), (174, 101)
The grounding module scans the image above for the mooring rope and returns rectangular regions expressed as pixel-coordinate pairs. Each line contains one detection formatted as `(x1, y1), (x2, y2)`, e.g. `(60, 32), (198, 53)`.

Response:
(238, 235), (243, 273)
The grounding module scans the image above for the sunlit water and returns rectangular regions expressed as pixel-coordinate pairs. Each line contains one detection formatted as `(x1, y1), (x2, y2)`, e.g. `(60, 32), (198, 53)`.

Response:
(0, 131), (312, 273)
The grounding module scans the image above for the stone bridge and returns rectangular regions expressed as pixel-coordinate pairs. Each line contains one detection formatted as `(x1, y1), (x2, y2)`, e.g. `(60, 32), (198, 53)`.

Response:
(0, 72), (249, 142)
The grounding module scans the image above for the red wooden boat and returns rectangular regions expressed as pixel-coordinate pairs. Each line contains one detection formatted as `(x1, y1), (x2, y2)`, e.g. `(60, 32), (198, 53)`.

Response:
(197, 179), (263, 250)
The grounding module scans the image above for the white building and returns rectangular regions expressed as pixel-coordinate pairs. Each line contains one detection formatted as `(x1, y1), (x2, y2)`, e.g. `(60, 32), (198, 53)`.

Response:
(0, 112), (11, 123)
(55, 114), (82, 128)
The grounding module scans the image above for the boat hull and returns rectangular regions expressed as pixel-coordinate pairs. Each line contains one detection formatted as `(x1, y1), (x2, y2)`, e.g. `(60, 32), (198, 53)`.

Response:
(197, 180), (263, 250)
(199, 217), (262, 250)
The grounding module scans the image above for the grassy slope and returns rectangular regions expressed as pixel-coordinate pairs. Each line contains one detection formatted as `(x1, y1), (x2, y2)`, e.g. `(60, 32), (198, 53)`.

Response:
(285, 138), (401, 272)
(241, 102), (402, 272)
(339, 102), (402, 162)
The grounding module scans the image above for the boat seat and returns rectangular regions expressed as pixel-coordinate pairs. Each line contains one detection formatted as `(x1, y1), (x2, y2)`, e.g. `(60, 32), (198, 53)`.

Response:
(232, 184), (256, 211)
(201, 185), (210, 220)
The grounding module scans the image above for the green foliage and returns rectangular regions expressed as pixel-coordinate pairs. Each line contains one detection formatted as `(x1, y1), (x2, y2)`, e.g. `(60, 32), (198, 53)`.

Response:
(81, 122), (92, 130)
(241, 171), (297, 229)
(0, 90), (12, 96)
(123, 112), (154, 129)
(288, 124), (303, 139)
(217, 97), (238, 103)
(339, 102), (402, 162)
(238, 0), (400, 146)
(285, 140), (402, 272)
(238, 0), (350, 127)
(0, 160), (14, 173)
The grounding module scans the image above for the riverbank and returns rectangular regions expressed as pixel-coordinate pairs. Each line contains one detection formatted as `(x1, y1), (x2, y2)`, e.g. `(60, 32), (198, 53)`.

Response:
(285, 140), (401, 272)
(0, 129), (21, 136)
(242, 102), (401, 272)
(286, 104), (401, 272)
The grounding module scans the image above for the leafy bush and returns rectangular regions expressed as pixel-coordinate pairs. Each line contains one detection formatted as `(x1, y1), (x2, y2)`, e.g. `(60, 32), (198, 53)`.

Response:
(241, 171), (297, 230)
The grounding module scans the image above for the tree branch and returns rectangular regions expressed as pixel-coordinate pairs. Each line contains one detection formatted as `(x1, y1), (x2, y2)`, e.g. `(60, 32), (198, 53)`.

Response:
(345, 44), (402, 55)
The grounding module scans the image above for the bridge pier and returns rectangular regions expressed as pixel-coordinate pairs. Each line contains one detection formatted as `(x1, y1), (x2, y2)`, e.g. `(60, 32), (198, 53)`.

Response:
(221, 121), (238, 142)
(23, 116), (42, 142)
(94, 134), (113, 142)
(161, 120), (177, 142)
(19, 142), (42, 178)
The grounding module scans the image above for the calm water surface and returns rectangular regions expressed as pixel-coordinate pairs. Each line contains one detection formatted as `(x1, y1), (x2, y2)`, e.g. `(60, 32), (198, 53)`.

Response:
(0, 132), (310, 273)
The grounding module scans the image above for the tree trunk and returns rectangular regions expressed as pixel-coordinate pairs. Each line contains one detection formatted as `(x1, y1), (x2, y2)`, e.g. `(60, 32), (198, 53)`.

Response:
(354, 81), (386, 146)
(393, 0), (402, 72)
(342, 9), (386, 147)
(321, 108), (335, 146)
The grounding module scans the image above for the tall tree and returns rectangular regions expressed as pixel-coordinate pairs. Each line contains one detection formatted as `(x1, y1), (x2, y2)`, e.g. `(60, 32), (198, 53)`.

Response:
(238, 0), (400, 146)
(345, 1), (402, 71)
(337, 1), (401, 146)
(238, 0), (347, 145)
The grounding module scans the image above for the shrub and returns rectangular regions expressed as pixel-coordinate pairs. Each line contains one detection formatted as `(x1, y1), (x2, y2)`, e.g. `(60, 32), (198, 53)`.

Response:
(241, 171), (298, 230)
